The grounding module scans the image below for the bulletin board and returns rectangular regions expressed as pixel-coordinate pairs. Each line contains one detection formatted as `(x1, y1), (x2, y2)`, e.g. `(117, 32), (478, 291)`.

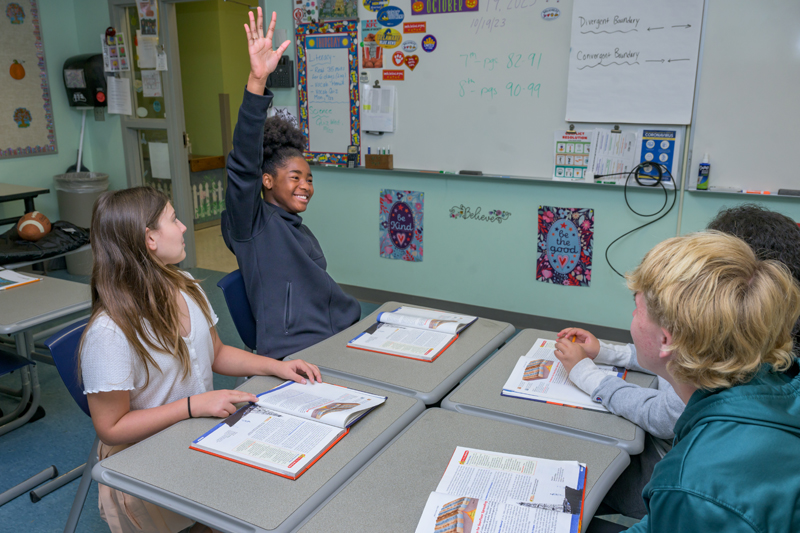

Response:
(0, 0), (57, 159)
(296, 21), (360, 165)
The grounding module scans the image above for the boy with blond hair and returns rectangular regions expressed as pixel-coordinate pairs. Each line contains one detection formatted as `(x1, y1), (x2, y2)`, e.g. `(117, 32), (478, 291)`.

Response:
(559, 231), (800, 532)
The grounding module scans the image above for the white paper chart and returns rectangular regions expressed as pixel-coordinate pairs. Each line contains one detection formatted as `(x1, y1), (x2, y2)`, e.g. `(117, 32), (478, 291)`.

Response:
(566, 0), (704, 124)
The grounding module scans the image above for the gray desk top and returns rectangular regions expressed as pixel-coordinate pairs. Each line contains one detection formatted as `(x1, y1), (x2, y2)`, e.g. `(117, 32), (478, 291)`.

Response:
(93, 375), (425, 533)
(0, 183), (50, 200)
(287, 302), (515, 405)
(441, 329), (656, 455)
(0, 275), (91, 334)
(295, 408), (629, 533)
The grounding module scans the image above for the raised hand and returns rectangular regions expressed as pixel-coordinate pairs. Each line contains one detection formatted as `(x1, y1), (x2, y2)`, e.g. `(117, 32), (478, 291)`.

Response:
(244, 8), (291, 84)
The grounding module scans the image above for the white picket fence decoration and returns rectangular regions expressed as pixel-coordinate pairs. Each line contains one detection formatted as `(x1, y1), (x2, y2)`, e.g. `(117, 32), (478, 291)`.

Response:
(192, 180), (224, 219)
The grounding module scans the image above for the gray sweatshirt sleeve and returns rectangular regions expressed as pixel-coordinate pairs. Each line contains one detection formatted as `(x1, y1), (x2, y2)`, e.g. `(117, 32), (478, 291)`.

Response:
(570, 343), (684, 440)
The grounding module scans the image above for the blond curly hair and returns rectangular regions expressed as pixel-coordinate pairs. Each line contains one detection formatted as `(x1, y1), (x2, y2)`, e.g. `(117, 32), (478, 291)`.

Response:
(627, 231), (800, 390)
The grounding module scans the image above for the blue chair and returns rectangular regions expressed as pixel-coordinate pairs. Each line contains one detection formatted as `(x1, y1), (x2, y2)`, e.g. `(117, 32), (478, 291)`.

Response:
(217, 269), (257, 352)
(41, 318), (96, 533)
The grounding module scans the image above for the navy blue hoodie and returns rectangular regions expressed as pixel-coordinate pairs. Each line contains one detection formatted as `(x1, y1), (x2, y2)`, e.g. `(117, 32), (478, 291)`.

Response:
(221, 89), (361, 358)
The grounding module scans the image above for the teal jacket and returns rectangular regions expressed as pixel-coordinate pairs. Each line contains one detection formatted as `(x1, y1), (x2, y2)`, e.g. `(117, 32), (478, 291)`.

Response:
(627, 366), (800, 533)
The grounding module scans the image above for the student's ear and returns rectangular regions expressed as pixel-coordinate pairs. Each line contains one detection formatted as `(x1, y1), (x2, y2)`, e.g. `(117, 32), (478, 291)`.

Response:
(145, 227), (159, 253)
(658, 327), (673, 359)
(262, 173), (274, 190)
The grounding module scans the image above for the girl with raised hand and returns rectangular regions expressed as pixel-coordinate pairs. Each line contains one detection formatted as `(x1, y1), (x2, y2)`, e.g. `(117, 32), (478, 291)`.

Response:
(81, 187), (320, 533)
(221, 8), (361, 359)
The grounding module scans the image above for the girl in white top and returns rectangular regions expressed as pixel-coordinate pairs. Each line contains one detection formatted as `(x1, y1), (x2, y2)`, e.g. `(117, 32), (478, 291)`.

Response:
(80, 187), (321, 533)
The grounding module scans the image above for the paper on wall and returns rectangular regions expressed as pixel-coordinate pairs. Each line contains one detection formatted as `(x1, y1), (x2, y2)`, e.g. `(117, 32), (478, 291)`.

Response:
(136, 30), (158, 69)
(148, 142), (171, 180)
(106, 77), (132, 115)
(587, 129), (638, 183)
(361, 84), (396, 133)
(141, 70), (162, 98)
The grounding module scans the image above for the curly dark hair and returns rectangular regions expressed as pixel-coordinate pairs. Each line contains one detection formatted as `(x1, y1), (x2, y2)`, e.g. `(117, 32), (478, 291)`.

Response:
(708, 203), (800, 365)
(261, 115), (307, 177)
(708, 204), (800, 282)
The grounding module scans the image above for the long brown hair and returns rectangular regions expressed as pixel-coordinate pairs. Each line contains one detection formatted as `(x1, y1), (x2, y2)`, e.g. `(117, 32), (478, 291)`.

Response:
(80, 187), (213, 388)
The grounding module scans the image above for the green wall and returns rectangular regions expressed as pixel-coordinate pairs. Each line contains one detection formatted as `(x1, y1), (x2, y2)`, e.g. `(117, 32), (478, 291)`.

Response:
(176, 1), (225, 157)
(0, 0), (126, 229)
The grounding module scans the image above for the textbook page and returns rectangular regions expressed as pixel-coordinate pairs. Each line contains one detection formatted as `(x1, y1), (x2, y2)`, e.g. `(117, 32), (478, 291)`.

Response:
(191, 404), (344, 478)
(348, 322), (455, 361)
(256, 381), (386, 429)
(415, 447), (586, 533)
(501, 339), (626, 412)
(388, 306), (478, 333)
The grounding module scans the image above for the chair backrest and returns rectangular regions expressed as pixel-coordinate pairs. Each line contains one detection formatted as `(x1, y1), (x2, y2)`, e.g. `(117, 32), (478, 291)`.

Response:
(216, 269), (257, 351)
(44, 318), (90, 417)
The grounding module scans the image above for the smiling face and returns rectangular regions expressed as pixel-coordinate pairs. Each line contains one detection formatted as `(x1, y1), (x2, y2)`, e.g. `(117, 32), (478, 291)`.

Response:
(262, 156), (314, 214)
(146, 202), (187, 265)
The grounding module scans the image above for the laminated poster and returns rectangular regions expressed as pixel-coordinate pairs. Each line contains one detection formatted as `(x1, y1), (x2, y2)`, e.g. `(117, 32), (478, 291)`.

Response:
(537, 206), (593, 287)
(380, 190), (423, 262)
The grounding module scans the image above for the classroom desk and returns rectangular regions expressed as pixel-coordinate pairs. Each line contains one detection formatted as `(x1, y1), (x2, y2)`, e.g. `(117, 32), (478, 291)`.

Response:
(441, 329), (656, 455)
(0, 183), (50, 227)
(0, 275), (91, 436)
(294, 408), (629, 533)
(93, 375), (425, 533)
(286, 302), (515, 405)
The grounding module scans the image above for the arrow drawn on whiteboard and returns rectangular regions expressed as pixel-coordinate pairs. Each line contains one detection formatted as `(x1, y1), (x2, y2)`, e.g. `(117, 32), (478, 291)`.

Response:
(672, 24), (691, 28)
(668, 58), (690, 62)
(647, 27), (663, 31)
(580, 29), (638, 34)
(577, 61), (640, 70)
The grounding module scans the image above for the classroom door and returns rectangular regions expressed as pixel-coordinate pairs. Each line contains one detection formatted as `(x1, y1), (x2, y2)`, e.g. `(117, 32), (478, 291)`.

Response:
(108, 0), (198, 267)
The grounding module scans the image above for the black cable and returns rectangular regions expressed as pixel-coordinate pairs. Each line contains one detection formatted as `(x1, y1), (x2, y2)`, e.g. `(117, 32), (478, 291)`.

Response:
(594, 163), (678, 278)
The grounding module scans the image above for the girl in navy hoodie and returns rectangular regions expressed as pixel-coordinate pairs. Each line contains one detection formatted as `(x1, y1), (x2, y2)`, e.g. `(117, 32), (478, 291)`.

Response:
(222, 9), (361, 359)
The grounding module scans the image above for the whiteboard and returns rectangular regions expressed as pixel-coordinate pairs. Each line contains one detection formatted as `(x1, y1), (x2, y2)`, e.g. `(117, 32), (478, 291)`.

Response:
(355, 0), (688, 178)
(688, 0), (800, 193)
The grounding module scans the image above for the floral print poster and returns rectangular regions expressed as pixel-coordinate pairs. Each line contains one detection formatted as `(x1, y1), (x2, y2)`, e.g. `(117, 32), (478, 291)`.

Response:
(380, 189), (423, 262)
(537, 206), (593, 287)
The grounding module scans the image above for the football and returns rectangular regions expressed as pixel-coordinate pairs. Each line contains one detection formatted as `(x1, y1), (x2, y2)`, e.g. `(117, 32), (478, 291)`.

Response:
(17, 211), (52, 241)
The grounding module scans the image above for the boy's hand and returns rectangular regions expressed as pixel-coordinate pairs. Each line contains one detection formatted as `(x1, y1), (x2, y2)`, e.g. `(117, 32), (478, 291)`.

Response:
(556, 327), (600, 359)
(553, 338), (590, 374)
(245, 8), (290, 87)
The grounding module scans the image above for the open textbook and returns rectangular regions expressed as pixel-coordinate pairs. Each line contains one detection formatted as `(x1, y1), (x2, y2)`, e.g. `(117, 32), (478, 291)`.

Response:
(347, 306), (478, 362)
(0, 269), (40, 291)
(502, 338), (627, 412)
(190, 381), (386, 480)
(415, 447), (586, 533)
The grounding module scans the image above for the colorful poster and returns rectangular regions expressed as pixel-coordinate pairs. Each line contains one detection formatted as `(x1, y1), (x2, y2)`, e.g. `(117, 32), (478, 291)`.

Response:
(380, 190), (424, 262)
(361, 21), (383, 68)
(136, 0), (158, 35)
(553, 130), (591, 180)
(537, 206), (593, 287)
(319, 0), (358, 20)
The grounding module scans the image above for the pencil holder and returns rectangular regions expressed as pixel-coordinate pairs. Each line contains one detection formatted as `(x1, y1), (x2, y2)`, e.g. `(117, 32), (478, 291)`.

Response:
(365, 154), (393, 170)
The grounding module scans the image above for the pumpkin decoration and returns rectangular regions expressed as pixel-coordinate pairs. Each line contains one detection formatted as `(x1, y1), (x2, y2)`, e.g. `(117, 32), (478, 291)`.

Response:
(9, 60), (25, 80)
